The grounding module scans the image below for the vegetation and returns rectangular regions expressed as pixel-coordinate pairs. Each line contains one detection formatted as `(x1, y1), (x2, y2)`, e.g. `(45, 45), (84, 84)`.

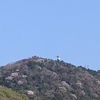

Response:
(0, 86), (29, 100)
(0, 56), (100, 100)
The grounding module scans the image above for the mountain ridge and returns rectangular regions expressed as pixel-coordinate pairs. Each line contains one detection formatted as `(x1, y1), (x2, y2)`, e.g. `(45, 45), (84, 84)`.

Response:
(0, 56), (100, 100)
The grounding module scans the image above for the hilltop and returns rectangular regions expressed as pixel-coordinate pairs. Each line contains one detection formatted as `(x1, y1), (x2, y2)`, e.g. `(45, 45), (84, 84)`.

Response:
(0, 56), (100, 100)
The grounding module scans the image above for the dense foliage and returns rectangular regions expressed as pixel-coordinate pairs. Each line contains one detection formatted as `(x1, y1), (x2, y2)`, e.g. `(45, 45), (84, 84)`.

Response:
(0, 86), (29, 100)
(0, 56), (100, 100)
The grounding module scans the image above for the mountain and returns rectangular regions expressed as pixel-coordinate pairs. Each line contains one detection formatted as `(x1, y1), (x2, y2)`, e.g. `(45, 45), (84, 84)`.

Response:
(0, 86), (28, 100)
(0, 56), (100, 100)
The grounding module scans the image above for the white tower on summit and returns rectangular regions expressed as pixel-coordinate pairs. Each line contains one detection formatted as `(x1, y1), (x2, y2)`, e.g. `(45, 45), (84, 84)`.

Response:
(57, 55), (60, 61)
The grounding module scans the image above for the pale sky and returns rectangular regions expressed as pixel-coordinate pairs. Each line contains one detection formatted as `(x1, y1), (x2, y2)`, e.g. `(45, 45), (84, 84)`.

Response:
(0, 0), (100, 70)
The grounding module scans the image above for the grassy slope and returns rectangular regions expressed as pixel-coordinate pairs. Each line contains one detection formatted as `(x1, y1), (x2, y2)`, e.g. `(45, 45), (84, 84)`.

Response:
(0, 86), (29, 100)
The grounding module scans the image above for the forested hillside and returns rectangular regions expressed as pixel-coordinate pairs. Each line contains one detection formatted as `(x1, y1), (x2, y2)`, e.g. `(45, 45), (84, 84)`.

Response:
(0, 56), (100, 100)
(0, 86), (28, 100)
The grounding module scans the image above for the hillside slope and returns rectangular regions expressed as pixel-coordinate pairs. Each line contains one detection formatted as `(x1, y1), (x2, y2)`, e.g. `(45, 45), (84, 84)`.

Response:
(0, 86), (28, 100)
(0, 56), (100, 100)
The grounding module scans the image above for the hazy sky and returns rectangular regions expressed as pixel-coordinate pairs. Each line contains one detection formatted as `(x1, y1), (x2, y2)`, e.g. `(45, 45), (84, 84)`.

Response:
(0, 0), (100, 70)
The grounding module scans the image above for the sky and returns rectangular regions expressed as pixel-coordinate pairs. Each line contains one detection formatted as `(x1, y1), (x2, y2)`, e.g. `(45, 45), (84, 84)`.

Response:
(0, 0), (100, 71)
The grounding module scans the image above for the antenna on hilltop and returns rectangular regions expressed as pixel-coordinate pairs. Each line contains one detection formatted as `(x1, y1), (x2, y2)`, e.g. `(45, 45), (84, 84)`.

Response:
(56, 55), (60, 61)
